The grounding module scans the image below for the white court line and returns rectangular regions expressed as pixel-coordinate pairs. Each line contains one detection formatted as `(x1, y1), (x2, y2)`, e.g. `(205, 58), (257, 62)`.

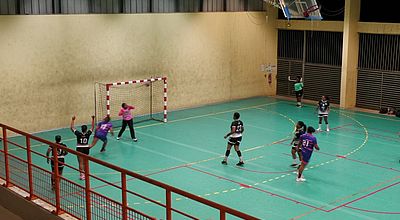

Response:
(136, 130), (221, 156)
(209, 116), (278, 132)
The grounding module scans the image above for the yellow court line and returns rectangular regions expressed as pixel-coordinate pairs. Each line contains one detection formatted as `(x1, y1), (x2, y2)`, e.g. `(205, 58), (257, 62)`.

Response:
(65, 104), (374, 218)
(175, 110), (369, 209)
(9, 102), (371, 212)
(3, 100), (379, 217)
(290, 110), (369, 219)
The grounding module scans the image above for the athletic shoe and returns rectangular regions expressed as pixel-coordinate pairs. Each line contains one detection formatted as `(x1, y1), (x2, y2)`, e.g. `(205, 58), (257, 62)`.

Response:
(133, 138), (138, 142)
(116, 137), (120, 140)
(290, 163), (298, 167)
(326, 128), (330, 132)
(296, 177), (306, 182)
(236, 161), (244, 166)
(221, 160), (227, 165)
(316, 128), (322, 132)
(100, 147), (106, 152)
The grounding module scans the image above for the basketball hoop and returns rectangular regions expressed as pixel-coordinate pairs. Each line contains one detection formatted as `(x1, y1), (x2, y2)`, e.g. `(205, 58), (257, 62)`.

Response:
(303, 4), (319, 17)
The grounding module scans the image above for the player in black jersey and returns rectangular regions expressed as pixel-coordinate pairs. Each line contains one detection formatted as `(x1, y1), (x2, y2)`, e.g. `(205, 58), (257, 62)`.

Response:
(289, 121), (306, 167)
(316, 96), (330, 132)
(222, 112), (245, 166)
(46, 135), (68, 190)
(70, 115), (95, 180)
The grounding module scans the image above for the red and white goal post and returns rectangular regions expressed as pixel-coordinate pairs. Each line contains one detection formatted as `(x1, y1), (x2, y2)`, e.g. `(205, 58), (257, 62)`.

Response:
(95, 77), (167, 126)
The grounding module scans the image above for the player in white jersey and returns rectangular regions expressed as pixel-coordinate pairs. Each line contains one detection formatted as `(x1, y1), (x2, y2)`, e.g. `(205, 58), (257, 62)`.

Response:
(221, 112), (245, 166)
(316, 96), (330, 131)
(71, 115), (95, 180)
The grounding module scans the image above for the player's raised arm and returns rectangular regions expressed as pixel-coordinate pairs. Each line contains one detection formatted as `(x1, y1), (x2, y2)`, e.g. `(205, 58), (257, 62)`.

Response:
(90, 115), (95, 131)
(70, 116), (76, 132)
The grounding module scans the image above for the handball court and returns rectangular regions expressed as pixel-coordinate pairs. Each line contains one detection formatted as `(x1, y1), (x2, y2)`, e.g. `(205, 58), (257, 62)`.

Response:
(2, 97), (400, 220)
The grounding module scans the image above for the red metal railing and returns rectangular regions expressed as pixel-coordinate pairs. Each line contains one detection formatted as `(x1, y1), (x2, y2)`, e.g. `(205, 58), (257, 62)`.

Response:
(0, 123), (259, 220)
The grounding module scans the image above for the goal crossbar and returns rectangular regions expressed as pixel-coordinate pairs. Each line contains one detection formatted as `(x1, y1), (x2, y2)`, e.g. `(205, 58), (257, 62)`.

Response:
(95, 77), (168, 126)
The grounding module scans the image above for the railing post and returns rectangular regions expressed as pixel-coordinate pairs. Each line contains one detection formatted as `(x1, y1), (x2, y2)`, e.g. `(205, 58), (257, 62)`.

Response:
(52, 145), (62, 215)
(121, 172), (128, 220)
(84, 158), (92, 220)
(220, 210), (226, 220)
(26, 136), (36, 200)
(2, 126), (10, 187)
(166, 189), (172, 220)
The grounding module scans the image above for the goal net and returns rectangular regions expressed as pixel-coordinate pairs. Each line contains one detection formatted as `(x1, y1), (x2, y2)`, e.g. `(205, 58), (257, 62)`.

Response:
(95, 77), (167, 126)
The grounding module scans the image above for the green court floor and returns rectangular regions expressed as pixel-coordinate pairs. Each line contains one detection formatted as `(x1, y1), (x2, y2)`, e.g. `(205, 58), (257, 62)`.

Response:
(2, 97), (400, 219)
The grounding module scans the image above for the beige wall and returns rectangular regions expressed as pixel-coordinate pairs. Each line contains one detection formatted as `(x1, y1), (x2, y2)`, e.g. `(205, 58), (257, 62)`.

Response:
(0, 12), (277, 132)
(276, 20), (343, 32)
(358, 22), (400, 35)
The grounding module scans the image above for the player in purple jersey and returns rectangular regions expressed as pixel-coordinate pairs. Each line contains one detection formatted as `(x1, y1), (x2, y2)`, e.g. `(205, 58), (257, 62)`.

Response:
(296, 126), (320, 182)
(89, 116), (114, 152)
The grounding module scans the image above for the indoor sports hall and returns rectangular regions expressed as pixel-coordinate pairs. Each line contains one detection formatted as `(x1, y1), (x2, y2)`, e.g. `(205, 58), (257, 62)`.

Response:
(0, 1), (399, 220)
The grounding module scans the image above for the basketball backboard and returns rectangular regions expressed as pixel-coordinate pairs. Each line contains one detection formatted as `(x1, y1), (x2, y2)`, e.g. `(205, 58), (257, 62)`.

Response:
(269, 0), (323, 20)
